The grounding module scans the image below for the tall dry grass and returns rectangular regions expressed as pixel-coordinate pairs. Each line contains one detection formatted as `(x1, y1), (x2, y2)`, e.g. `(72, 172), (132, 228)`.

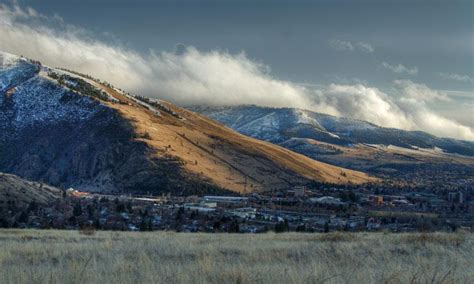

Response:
(0, 230), (472, 283)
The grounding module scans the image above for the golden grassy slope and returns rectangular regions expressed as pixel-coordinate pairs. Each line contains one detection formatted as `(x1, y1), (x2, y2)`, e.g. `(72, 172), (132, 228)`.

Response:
(89, 83), (376, 193)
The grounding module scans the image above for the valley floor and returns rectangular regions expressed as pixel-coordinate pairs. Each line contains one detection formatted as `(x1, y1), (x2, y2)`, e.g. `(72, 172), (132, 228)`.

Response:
(0, 230), (472, 283)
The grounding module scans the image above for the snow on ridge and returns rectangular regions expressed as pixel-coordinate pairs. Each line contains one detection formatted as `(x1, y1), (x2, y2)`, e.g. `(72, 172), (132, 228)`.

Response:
(293, 109), (321, 127)
(327, 132), (340, 139)
(11, 76), (103, 129)
(0, 51), (22, 68)
(365, 144), (465, 158)
(0, 66), (105, 137)
(43, 68), (122, 104)
(237, 111), (284, 142)
(0, 61), (38, 93)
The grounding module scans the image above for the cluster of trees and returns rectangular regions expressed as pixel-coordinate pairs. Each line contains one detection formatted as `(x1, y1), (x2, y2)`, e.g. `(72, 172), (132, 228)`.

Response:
(275, 219), (290, 233)
(134, 95), (182, 119)
(47, 72), (112, 102)
(339, 189), (358, 203)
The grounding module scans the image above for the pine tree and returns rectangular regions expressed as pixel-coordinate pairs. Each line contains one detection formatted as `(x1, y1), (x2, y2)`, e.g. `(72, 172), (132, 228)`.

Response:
(324, 221), (330, 233)
(73, 203), (82, 217)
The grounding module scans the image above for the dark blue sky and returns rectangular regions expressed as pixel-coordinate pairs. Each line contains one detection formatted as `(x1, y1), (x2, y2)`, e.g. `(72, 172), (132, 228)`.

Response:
(17, 0), (474, 91)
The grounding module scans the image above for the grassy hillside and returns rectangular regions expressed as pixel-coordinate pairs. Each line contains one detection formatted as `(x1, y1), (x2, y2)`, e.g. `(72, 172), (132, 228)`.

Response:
(0, 173), (61, 209)
(96, 82), (375, 192)
(0, 230), (471, 283)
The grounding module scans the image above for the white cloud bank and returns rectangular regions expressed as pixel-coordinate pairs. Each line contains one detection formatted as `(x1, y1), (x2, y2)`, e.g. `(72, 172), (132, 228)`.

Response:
(0, 3), (315, 110)
(328, 39), (374, 53)
(382, 62), (418, 75)
(393, 80), (449, 102)
(1, 4), (473, 141)
(320, 82), (474, 140)
(439, 72), (473, 83)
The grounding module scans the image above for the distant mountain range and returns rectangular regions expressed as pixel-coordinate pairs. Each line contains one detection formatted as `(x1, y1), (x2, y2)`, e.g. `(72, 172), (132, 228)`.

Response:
(191, 105), (474, 182)
(192, 105), (474, 156)
(0, 52), (373, 195)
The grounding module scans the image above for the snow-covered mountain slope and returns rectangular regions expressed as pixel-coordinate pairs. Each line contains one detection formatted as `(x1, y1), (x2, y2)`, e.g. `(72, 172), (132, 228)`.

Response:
(0, 52), (375, 194)
(8, 77), (101, 130)
(192, 105), (474, 156)
(0, 52), (186, 193)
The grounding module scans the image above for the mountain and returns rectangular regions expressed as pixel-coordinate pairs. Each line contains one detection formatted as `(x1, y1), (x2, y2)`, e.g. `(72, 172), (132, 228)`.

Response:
(191, 105), (474, 184)
(0, 52), (374, 195)
(192, 105), (474, 155)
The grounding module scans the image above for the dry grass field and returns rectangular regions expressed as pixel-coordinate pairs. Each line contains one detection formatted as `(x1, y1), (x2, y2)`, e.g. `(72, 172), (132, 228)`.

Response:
(0, 230), (472, 284)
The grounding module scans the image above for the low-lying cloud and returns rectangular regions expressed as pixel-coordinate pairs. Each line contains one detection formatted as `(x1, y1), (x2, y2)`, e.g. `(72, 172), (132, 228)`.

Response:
(319, 82), (474, 140)
(393, 80), (449, 102)
(0, 3), (314, 110)
(1, 4), (473, 141)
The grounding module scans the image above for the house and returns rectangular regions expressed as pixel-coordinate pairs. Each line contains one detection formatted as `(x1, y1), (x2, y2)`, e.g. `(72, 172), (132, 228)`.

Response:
(228, 207), (257, 219)
(128, 224), (139, 231)
(405, 192), (438, 203)
(309, 196), (346, 206)
(183, 203), (216, 213)
(347, 216), (365, 229)
(200, 201), (217, 208)
(392, 199), (410, 206)
(290, 186), (306, 197)
(367, 195), (384, 205)
(366, 217), (381, 230)
(203, 196), (249, 204)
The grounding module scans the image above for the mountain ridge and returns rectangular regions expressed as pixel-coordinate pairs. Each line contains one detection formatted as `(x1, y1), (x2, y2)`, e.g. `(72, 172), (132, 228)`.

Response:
(191, 105), (474, 187)
(0, 52), (375, 194)
(191, 105), (474, 156)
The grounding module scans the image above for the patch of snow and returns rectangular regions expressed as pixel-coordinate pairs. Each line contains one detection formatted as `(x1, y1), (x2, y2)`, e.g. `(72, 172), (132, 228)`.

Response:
(315, 114), (376, 133)
(46, 69), (122, 104)
(0, 51), (20, 68)
(238, 112), (283, 142)
(380, 144), (464, 158)
(0, 62), (38, 93)
(10, 76), (103, 129)
(409, 145), (445, 154)
(293, 109), (321, 127)
(327, 132), (340, 139)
